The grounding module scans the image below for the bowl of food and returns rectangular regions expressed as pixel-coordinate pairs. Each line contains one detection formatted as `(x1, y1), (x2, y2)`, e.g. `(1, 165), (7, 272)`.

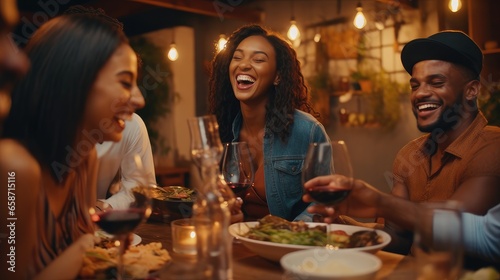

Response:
(149, 186), (195, 221)
(229, 215), (390, 262)
(280, 248), (381, 280)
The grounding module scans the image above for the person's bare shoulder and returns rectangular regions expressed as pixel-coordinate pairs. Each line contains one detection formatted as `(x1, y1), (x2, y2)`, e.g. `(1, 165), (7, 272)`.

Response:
(0, 139), (41, 177)
(0, 139), (41, 279)
(0, 139), (42, 198)
(0, 139), (41, 221)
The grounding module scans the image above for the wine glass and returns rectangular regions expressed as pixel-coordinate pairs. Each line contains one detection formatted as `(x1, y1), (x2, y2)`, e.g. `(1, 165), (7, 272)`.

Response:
(89, 177), (153, 279)
(221, 142), (254, 241)
(221, 142), (255, 198)
(302, 140), (353, 249)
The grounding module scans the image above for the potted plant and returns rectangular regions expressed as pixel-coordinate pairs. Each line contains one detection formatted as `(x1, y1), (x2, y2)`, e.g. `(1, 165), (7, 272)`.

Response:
(479, 82), (500, 127)
(350, 33), (373, 93)
(130, 36), (173, 161)
(369, 69), (407, 129)
(350, 70), (372, 93)
(307, 70), (332, 127)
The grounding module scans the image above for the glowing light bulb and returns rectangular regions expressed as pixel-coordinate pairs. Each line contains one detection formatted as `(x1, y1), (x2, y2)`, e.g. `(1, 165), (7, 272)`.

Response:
(375, 21), (385, 31)
(314, 33), (321, 43)
(448, 0), (462, 12)
(217, 34), (227, 53)
(287, 20), (300, 41)
(353, 6), (367, 29)
(168, 43), (179, 61)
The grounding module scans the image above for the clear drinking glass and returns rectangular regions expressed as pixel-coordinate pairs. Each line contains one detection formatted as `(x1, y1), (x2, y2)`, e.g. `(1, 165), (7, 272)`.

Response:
(302, 140), (354, 248)
(414, 201), (464, 280)
(187, 115), (223, 170)
(187, 114), (236, 209)
(186, 115), (234, 279)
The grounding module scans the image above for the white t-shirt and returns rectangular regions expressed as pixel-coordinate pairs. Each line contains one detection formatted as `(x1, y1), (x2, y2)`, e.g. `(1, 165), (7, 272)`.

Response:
(96, 113), (156, 209)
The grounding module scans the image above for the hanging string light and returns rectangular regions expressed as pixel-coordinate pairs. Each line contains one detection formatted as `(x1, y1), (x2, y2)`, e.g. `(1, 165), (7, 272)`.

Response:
(167, 29), (179, 61)
(287, 1), (300, 42)
(287, 17), (300, 41)
(353, 2), (367, 29)
(448, 0), (462, 12)
(313, 32), (321, 43)
(167, 43), (179, 61)
(217, 34), (227, 53)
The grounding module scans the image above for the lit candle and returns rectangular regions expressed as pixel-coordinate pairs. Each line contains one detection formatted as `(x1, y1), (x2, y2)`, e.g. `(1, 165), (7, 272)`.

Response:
(171, 218), (197, 255)
(180, 230), (196, 246)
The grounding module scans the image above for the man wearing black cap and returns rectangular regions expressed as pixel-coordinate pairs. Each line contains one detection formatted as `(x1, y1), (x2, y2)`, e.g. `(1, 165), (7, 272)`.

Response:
(304, 30), (500, 266)
(391, 30), (500, 247)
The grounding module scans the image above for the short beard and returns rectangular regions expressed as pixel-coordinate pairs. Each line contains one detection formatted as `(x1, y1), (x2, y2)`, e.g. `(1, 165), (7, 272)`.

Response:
(416, 92), (465, 133)
(417, 106), (459, 133)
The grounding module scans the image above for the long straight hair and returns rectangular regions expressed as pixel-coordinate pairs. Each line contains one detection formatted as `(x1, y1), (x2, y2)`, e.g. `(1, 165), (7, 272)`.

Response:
(3, 11), (128, 182)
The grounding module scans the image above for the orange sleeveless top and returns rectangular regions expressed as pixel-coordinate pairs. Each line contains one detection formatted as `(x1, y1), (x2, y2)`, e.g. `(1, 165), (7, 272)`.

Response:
(32, 162), (95, 275)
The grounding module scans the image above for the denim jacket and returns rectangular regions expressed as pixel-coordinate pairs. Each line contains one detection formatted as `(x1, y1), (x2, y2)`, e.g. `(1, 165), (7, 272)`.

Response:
(232, 109), (331, 221)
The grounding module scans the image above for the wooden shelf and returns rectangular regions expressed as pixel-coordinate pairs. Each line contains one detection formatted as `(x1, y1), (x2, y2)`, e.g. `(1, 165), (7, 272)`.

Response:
(483, 48), (500, 55)
(468, 0), (500, 82)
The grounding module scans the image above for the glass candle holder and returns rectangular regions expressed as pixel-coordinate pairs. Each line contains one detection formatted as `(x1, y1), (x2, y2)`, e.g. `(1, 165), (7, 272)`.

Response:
(171, 218), (197, 255)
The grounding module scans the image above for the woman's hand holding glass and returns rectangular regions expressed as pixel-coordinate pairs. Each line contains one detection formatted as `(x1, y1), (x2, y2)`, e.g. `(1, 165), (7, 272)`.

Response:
(88, 155), (153, 280)
(89, 186), (153, 280)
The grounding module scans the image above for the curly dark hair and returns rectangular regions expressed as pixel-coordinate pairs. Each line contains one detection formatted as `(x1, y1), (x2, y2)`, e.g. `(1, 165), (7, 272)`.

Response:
(208, 24), (318, 143)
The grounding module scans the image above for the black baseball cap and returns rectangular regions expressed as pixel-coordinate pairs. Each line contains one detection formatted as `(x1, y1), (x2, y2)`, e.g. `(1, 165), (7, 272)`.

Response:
(401, 30), (483, 78)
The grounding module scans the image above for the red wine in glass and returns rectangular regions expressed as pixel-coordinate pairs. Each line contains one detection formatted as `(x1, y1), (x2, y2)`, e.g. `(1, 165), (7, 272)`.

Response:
(303, 141), (353, 249)
(221, 142), (254, 243)
(89, 184), (153, 280)
(226, 182), (252, 198)
(91, 209), (145, 236)
(307, 188), (351, 205)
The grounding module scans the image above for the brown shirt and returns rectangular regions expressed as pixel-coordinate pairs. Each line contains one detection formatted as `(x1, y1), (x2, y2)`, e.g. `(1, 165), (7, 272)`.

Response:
(393, 112), (500, 203)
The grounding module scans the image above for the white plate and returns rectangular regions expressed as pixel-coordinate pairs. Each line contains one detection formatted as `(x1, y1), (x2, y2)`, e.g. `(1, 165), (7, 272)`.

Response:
(281, 249), (382, 280)
(229, 222), (391, 262)
(95, 230), (142, 246)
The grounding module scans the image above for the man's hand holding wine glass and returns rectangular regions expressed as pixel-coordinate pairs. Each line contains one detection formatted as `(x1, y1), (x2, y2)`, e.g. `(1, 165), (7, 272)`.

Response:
(304, 174), (383, 224)
(301, 141), (355, 248)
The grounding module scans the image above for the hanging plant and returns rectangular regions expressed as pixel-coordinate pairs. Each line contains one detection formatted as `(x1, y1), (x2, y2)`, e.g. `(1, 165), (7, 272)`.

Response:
(307, 70), (332, 127)
(479, 82), (500, 127)
(130, 36), (173, 156)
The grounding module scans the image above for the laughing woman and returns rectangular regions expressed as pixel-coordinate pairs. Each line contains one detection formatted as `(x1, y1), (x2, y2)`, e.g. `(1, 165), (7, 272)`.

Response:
(208, 24), (331, 222)
(0, 7), (139, 279)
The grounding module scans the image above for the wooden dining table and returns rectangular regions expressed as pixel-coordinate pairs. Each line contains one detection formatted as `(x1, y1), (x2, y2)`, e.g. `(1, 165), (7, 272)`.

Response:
(134, 219), (417, 279)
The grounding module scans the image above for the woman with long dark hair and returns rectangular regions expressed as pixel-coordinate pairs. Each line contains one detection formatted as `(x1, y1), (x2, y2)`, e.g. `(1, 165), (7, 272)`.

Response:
(0, 7), (139, 279)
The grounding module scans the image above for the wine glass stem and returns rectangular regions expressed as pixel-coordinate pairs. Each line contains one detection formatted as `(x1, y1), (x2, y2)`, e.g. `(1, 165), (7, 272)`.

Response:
(235, 199), (243, 244)
(325, 222), (336, 250)
(117, 233), (129, 280)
